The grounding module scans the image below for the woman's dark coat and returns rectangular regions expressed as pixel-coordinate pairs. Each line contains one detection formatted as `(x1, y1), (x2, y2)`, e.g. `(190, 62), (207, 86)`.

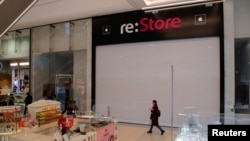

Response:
(150, 103), (159, 126)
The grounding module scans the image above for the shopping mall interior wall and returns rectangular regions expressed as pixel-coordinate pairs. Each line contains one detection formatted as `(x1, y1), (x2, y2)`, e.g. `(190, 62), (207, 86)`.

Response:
(0, 36), (29, 59)
(30, 19), (92, 112)
(233, 0), (250, 115)
(95, 37), (220, 126)
(234, 0), (250, 38)
(223, 0), (250, 117)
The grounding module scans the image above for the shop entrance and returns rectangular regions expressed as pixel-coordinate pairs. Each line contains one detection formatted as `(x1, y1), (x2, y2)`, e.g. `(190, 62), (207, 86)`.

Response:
(95, 37), (221, 126)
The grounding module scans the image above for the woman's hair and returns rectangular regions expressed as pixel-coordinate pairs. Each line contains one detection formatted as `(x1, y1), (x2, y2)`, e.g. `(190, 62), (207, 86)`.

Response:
(61, 110), (67, 115)
(153, 100), (157, 104)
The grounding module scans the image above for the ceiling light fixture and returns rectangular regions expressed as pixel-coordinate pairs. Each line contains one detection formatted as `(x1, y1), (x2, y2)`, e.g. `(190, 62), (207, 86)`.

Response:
(10, 62), (18, 67)
(19, 62), (29, 66)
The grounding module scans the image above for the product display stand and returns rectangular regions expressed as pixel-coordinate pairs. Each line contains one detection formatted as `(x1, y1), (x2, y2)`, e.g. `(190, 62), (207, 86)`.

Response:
(7, 117), (118, 141)
(0, 105), (22, 141)
(0, 106), (22, 133)
(6, 107), (117, 141)
(66, 116), (117, 141)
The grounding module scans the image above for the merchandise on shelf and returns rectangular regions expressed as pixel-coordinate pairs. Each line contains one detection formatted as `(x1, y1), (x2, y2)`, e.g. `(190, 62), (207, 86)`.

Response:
(0, 105), (22, 134)
(36, 109), (61, 125)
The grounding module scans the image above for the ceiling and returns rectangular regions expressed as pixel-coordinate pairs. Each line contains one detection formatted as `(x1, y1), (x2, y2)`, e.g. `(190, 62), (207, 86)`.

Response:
(11, 0), (138, 30)
(11, 0), (220, 30)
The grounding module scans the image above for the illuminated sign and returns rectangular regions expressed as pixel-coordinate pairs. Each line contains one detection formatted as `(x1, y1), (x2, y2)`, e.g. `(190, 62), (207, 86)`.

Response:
(120, 17), (181, 34)
(93, 3), (223, 45)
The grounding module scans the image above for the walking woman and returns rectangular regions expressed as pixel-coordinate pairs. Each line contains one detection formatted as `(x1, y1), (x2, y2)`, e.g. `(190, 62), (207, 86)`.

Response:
(147, 99), (165, 135)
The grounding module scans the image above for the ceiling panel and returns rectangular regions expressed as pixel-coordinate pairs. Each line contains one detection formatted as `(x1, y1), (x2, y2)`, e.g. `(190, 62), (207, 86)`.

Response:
(10, 0), (222, 30)
(11, 0), (137, 30)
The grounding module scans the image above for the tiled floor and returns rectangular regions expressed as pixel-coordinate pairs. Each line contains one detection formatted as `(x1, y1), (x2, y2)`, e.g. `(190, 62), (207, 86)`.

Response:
(116, 123), (179, 141)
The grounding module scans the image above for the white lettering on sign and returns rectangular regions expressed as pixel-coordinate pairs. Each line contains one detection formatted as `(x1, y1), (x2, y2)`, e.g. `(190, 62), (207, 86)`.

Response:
(212, 129), (247, 136)
(120, 17), (182, 34)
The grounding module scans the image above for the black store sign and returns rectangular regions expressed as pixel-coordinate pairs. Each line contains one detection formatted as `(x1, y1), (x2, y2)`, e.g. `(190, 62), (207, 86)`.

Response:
(92, 3), (223, 46)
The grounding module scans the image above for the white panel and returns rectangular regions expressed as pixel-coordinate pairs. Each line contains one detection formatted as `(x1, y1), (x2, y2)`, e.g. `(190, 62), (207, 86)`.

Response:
(95, 37), (220, 126)
(50, 23), (70, 52)
(70, 19), (91, 50)
(223, 0), (235, 119)
(234, 0), (250, 38)
(32, 26), (50, 53)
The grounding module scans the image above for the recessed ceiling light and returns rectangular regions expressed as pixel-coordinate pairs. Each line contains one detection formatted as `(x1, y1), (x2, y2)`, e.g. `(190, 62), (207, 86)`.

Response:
(10, 62), (18, 67)
(19, 62), (29, 66)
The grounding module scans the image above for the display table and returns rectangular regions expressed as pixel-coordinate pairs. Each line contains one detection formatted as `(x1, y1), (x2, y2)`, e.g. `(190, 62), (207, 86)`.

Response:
(71, 122), (116, 141)
(8, 132), (54, 141)
(8, 122), (57, 141)
(7, 116), (117, 141)
(96, 122), (116, 141)
(2, 100), (117, 141)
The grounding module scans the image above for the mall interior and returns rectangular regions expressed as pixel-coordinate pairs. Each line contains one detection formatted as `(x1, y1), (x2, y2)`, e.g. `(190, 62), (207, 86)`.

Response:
(0, 0), (250, 141)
